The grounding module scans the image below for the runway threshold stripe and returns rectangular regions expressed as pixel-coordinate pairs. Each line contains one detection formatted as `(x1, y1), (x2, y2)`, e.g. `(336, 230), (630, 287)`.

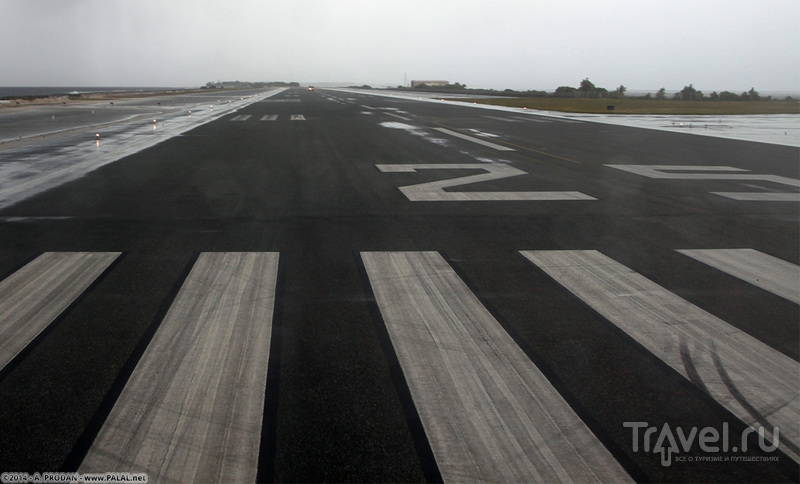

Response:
(290, 114), (306, 121)
(521, 250), (800, 462)
(260, 115), (277, 121)
(712, 192), (800, 201)
(231, 115), (252, 121)
(361, 251), (631, 483)
(0, 252), (121, 372)
(80, 252), (279, 482)
(677, 249), (800, 304)
(433, 127), (516, 151)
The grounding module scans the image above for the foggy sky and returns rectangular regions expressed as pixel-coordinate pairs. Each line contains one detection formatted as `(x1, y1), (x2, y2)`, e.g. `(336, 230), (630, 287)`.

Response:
(3, 0), (799, 93)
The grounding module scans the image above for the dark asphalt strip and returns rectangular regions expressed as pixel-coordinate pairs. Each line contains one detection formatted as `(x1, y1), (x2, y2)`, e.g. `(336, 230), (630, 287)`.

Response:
(60, 254), (199, 472)
(354, 251), (443, 483)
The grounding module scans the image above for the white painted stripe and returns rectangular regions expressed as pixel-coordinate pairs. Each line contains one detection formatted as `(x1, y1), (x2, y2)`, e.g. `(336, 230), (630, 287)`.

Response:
(385, 112), (413, 121)
(433, 127), (516, 151)
(362, 251), (631, 483)
(0, 252), (120, 371)
(80, 252), (279, 482)
(482, 115), (523, 123)
(231, 114), (252, 121)
(260, 115), (278, 121)
(290, 114), (306, 121)
(522, 250), (800, 462)
(712, 192), (800, 201)
(605, 165), (800, 187)
(677, 249), (800, 304)
(606, 165), (800, 201)
(468, 129), (501, 138)
(550, 118), (584, 124)
(512, 116), (553, 123)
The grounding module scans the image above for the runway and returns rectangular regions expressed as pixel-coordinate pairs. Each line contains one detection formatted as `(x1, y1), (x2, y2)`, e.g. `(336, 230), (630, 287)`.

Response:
(0, 87), (797, 482)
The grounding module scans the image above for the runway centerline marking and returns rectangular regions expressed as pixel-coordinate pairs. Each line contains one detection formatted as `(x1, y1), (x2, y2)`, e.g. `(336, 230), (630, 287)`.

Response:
(385, 112), (413, 121)
(482, 115), (523, 123)
(260, 115), (278, 121)
(522, 249), (800, 462)
(677, 249), (800, 304)
(0, 252), (120, 372)
(231, 115), (252, 121)
(290, 114), (306, 121)
(80, 252), (279, 483)
(432, 122), (583, 163)
(433, 127), (515, 151)
(375, 163), (596, 201)
(361, 251), (631, 483)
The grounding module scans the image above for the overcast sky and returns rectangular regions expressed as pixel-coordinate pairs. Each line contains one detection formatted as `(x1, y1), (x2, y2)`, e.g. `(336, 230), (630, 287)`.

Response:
(3, 0), (799, 92)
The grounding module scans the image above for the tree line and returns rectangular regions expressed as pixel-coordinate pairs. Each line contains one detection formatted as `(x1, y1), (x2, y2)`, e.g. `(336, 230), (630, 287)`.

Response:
(403, 78), (792, 102)
(657, 84), (774, 102)
(554, 79), (785, 101)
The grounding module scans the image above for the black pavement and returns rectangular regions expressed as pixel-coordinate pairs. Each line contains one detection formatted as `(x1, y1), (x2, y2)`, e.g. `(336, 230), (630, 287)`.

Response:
(0, 87), (797, 482)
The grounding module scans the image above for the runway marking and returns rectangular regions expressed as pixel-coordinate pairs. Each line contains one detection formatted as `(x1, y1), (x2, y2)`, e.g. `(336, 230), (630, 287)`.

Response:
(467, 128), (501, 138)
(606, 165), (800, 201)
(231, 115), (252, 121)
(431, 121), (583, 163)
(385, 112), (413, 121)
(290, 114), (306, 121)
(711, 192), (800, 201)
(379, 121), (450, 147)
(521, 250), (800, 462)
(0, 252), (120, 372)
(262, 99), (301, 102)
(260, 115), (278, 121)
(361, 251), (631, 483)
(512, 116), (555, 123)
(677, 249), (800, 304)
(548, 118), (584, 124)
(434, 127), (516, 151)
(80, 252), (279, 483)
(361, 105), (402, 111)
(375, 163), (596, 201)
(482, 115), (523, 123)
(482, 115), (578, 123)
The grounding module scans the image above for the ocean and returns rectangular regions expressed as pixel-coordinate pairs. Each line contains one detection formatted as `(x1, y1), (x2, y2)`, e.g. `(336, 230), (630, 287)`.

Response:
(0, 87), (179, 99)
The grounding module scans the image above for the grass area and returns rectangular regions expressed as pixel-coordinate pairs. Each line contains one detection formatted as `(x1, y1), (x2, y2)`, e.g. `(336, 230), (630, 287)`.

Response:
(452, 97), (800, 115)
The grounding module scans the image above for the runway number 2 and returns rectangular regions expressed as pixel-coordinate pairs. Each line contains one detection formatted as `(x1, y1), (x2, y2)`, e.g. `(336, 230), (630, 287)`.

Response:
(375, 163), (596, 202)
